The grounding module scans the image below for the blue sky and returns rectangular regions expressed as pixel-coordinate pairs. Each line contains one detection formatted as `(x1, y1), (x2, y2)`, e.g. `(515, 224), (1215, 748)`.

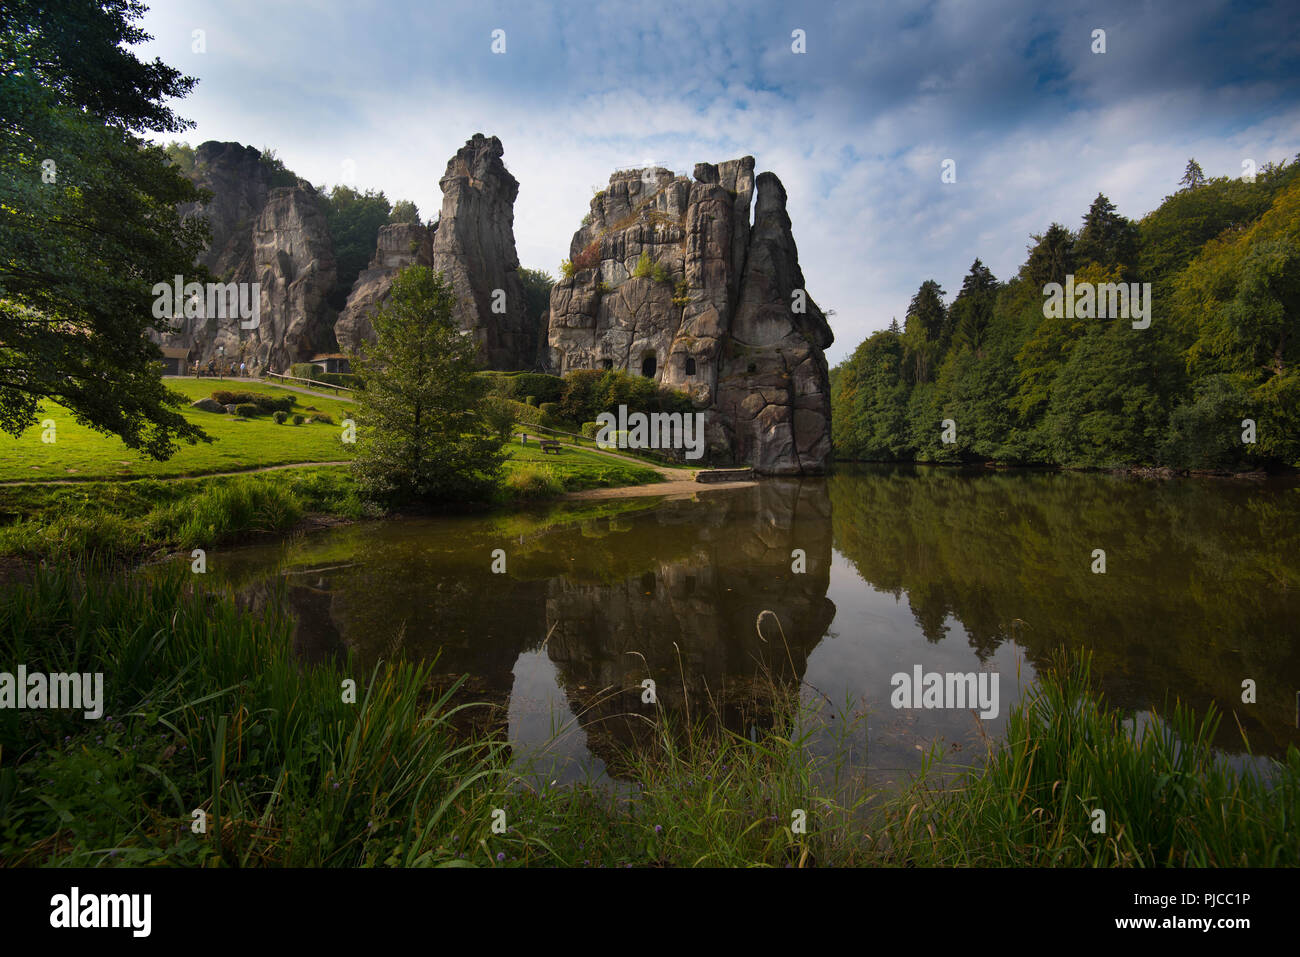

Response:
(139, 0), (1300, 365)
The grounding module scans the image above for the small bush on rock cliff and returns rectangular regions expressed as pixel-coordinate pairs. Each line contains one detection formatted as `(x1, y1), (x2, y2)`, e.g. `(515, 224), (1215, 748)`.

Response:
(558, 369), (694, 424)
(350, 266), (504, 508)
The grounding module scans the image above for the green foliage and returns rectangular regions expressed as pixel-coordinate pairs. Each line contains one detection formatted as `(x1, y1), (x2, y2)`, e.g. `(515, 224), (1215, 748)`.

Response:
(350, 266), (504, 506)
(163, 140), (196, 176)
(504, 463), (564, 500)
(632, 252), (654, 278)
(388, 199), (420, 224)
(833, 161), (1300, 471)
(482, 396), (517, 441)
(0, 0), (211, 460)
(478, 371), (564, 405)
(320, 184), (392, 311)
(234, 403), (260, 418)
(557, 369), (694, 425)
(886, 652), (1300, 866)
(254, 394), (295, 414)
(519, 268), (555, 326)
(0, 566), (503, 865)
(273, 410), (288, 425)
(258, 147), (298, 188)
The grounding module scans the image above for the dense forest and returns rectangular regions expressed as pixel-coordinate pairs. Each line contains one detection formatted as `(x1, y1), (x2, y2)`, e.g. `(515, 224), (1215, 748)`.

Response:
(831, 159), (1300, 470)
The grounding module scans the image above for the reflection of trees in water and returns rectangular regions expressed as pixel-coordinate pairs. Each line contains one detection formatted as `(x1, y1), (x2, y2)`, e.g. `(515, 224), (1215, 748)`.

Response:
(830, 465), (1300, 755)
(239, 479), (836, 773)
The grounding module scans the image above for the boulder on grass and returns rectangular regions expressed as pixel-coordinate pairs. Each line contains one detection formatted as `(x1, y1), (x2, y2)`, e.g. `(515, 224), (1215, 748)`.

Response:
(191, 398), (226, 413)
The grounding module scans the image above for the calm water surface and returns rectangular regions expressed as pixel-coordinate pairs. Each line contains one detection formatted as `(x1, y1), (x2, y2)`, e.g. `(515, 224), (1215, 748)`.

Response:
(213, 466), (1300, 787)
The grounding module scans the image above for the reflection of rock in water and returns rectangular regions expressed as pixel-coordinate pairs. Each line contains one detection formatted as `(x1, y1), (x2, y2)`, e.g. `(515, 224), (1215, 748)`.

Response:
(250, 479), (835, 773)
(285, 578), (350, 667)
(545, 479), (835, 775)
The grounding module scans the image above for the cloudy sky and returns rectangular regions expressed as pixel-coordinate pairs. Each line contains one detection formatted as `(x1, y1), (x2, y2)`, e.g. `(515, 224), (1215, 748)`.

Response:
(138, 0), (1300, 366)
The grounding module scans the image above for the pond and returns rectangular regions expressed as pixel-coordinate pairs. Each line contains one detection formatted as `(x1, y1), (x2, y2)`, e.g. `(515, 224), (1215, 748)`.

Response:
(210, 466), (1300, 788)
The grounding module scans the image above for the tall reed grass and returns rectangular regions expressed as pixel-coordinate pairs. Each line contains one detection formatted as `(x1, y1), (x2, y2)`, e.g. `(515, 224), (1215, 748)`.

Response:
(0, 565), (503, 865)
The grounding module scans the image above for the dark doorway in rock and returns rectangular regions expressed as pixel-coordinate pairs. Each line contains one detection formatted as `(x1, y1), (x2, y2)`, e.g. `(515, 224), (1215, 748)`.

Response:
(640, 572), (656, 595)
(685, 356), (696, 376)
(747, 362), (757, 374)
(641, 353), (656, 377)
(601, 359), (613, 370)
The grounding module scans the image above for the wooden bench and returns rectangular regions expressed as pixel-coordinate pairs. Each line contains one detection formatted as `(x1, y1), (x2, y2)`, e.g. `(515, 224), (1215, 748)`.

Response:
(539, 439), (562, 454)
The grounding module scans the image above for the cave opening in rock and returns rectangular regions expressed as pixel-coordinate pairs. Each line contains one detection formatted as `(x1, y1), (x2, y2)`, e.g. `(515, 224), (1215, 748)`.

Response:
(641, 352), (656, 377)
(601, 358), (613, 370)
(685, 356), (696, 376)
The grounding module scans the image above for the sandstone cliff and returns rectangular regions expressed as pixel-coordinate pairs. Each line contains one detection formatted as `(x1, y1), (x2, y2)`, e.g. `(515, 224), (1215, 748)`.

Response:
(159, 142), (337, 371)
(547, 159), (833, 474)
(335, 222), (434, 353)
(430, 134), (534, 369)
(336, 134), (536, 369)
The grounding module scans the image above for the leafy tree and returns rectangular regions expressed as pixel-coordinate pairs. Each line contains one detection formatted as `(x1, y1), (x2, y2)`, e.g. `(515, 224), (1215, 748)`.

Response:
(350, 266), (504, 506)
(1160, 374), (1254, 470)
(320, 185), (391, 311)
(258, 147), (299, 188)
(519, 267), (556, 328)
(949, 259), (999, 354)
(1021, 223), (1075, 288)
(389, 200), (420, 224)
(1180, 159), (1206, 191)
(163, 140), (196, 176)
(1073, 193), (1139, 277)
(833, 163), (1300, 471)
(902, 280), (946, 383)
(1140, 158), (1298, 284)
(0, 0), (211, 458)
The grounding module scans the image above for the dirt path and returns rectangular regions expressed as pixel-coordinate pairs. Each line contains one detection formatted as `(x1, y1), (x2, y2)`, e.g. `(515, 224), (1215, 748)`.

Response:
(0, 461), (351, 487)
(164, 375), (351, 403)
(563, 475), (757, 501)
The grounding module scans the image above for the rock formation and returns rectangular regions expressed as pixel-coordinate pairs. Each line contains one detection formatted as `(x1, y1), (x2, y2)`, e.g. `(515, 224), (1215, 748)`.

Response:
(158, 141), (337, 371)
(336, 134), (536, 369)
(430, 134), (533, 369)
(334, 222), (434, 353)
(546, 159), (833, 474)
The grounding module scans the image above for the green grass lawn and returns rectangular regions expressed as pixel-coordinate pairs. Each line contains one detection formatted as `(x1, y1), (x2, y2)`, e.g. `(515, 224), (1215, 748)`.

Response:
(0, 378), (357, 482)
(503, 437), (664, 491)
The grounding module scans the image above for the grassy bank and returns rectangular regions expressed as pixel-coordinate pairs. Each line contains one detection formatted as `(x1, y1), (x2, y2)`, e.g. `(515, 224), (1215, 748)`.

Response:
(0, 443), (662, 563)
(3, 569), (1296, 867)
(0, 567), (502, 865)
(1, 379), (357, 482)
(0, 468), (362, 563)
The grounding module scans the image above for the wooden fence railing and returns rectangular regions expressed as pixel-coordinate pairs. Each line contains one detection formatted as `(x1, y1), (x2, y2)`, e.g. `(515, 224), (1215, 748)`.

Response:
(264, 371), (354, 394)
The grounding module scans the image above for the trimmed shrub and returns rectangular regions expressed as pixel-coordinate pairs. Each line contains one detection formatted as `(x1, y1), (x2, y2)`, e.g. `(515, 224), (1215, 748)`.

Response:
(234, 403), (260, 418)
(538, 402), (560, 424)
(505, 399), (545, 426)
(273, 410), (288, 424)
(253, 394), (295, 414)
(581, 421), (602, 438)
(212, 390), (256, 405)
(292, 414), (305, 425)
(308, 413), (335, 425)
